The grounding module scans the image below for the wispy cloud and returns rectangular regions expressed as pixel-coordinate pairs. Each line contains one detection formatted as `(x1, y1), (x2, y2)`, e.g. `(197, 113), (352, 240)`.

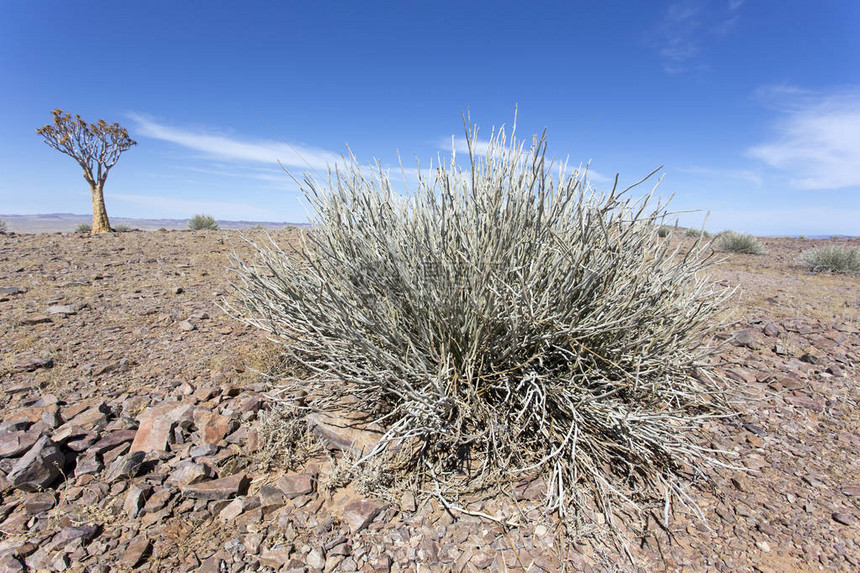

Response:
(438, 136), (493, 157)
(676, 165), (763, 187)
(128, 114), (341, 171)
(652, 0), (744, 74)
(747, 86), (860, 190)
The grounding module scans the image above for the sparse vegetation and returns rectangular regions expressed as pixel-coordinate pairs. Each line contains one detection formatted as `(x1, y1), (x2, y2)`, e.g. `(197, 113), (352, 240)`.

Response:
(188, 214), (219, 231)
(657, 225), (671, 238)
(685, 227), (711, 238)
(228, 118), (735, 531)
(113, 224), (132, 232)
(716, 230), (766, 254)
(75, 223), (92, 233)
(0, 220), (6, 233)
(802, 244), (860, 274)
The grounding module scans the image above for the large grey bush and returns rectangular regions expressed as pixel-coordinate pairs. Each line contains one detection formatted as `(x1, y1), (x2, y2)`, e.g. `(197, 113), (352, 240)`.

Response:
(228, 120), (734, 528)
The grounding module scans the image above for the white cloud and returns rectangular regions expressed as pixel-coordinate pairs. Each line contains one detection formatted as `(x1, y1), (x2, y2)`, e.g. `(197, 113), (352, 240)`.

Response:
(128, 114), (341, 171)
(676, 166), (763, 187)
(747, 88), (860, 190)
(652, 0), (744, 74)
(438, 135), (493, 157)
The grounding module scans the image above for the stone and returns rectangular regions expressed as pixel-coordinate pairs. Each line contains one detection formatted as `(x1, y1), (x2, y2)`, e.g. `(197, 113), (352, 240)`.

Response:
(142, 489), (173, 514)
(785, 395), (824, 412)
(18, 316), (52, 326)
(104, 450), (146, 482)
(177, 320), (196, 332)
(119, 537), (151, 569)
(841, 485), (860, 497)
(277, 473), (315, 499)
(0, 555), (24, 572)
(731, 329), (755, 348)
(763, 322), (780, 337)
(167, 461), (212, 486)
(0, 429), (41, 458)
(218, 498), (245, 522)
(0, 286), (22, 295)
(22, 491), (56, 515)
(6, 435), (65, 492)
(74, 451), (103, 477)
(42, 525), (99, 553)
(46, 304), (77, 316)
(832, 512), (855, 526)
(12, 358), (53, 372)
(258, 545), (293, 568)
(129, 417), (174, 453)
(307, 411), (384, 457)
(258, 485), (286, 509)
(180, 473), (249, 500)
(193, 410), (235, 445)
(124, 484), (152, 519)
(400, 491), (417, 512)
(339, 499), (385, 534)
(306, 547), (325, 569)
(91, 429), (137, 453)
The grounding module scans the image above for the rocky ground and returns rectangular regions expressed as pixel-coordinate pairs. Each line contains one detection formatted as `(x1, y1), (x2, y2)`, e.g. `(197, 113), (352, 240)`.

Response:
(0, 229), (857, 572)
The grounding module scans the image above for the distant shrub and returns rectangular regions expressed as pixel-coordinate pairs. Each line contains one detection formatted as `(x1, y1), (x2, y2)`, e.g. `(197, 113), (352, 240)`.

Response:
(113, 224), (132, 232)
(75, 223), (92, 233)
(657, 226), (671, 238)
(188, 214), (219, 231)
(716, 231), (766, 254)
(228, 118), (735, 529)
(685, 228), (710, 238)
(802, 245), (860, 274)
(0, 220), (7, 233)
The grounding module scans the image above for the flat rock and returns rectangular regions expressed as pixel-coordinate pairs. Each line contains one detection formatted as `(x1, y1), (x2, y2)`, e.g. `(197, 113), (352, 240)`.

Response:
(785, 395), (824, 412)
(119, 537), (151, 569)
(91, 429), (136, 453)
(46, 304), (77, 316)
(130, 417), (174, 453)
(338, 499), (386, 534)
(18, 315), (52, 326)
(306, 411), (384, 457)
(104, 450), (146, 482)
(0, 430), (41, 458)
(258, 545), (293, 568)
(180, 473), (249, 500)
(11, 358), (53, 372)
(193, 410), (235, 445)
(43, 525), (98, 553)
(6, 435), (65, 492)
(832, 512), (856, 526)
(277, 473), (315, 499)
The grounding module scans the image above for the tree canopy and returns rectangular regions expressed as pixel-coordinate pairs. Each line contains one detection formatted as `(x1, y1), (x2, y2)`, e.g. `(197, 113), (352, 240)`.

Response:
(36, 109), (137, 188)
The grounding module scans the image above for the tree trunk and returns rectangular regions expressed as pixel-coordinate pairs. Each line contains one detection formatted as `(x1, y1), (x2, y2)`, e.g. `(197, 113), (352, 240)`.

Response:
(90, 183), (113, 233)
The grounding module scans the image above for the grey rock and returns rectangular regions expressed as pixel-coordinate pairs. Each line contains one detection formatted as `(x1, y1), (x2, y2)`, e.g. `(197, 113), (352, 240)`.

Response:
(6, 435), (65, 492)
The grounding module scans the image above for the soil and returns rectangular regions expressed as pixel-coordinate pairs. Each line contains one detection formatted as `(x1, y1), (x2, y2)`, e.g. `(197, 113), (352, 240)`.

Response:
(0, 229), (857, 572)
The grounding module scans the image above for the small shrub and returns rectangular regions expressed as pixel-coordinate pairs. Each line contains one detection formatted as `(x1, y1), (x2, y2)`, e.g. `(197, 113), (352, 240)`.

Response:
(657, 226), (671, 238)
(716, 231), (766, 254)
(113, 224), (132, 232)
(0, 219), (7, 233)
(802, 245), (860, 274)
(685, 228), (710, 238)
(188, 214), (219, 231)
(75, 223), (92, 233)
(228, 118), (734, 531)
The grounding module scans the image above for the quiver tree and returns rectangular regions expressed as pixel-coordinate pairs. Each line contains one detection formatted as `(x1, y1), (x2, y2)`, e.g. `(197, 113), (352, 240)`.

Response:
(36, 109), (137, 233)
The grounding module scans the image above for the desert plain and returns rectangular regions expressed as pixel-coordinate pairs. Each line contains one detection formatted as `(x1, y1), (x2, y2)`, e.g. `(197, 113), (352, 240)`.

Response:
(0, 228), (857, 572)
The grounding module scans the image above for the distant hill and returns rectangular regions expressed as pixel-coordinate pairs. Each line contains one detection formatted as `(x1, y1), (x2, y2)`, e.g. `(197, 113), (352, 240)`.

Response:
(0, 213), (305, 234)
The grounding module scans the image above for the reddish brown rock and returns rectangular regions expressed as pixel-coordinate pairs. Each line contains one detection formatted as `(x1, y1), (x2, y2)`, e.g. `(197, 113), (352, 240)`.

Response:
(277, 473), (315, 499)
(180, 473), (249, 500)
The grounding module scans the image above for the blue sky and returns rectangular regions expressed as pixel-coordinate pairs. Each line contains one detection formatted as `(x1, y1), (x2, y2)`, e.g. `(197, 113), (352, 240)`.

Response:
(1, 1), (858, 235)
